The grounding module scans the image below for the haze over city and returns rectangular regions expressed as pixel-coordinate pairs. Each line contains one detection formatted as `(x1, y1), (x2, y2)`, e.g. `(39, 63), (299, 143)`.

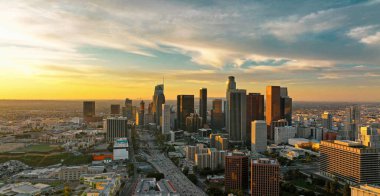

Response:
(2, 1), (380, 196)
(1, 1), (380, 101)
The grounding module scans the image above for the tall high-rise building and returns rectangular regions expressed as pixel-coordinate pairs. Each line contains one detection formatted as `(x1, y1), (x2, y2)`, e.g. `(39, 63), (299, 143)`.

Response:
(123, 98), (133, 119)
(132, 106), (137, 121)
(266, 86), (281, 141)
(104, 117), (129, 142)
(110, 104), (121, 116)
(344, 105), (361, 140)
(211, 99), (224, 130)
(321, 111), (333, 130)
(177, 95), (194, 130)
(152, 84), (166, 126)
(83, 101), (96, 118)
(225, 153), (248, 193)
(199, 88), (207, 126)
(251, 120), (267, 152)
(227, 89), (247, 144)
(162, 104), (171, 134)
(227, 76), (237, 92)
(185, 113), (202, 132)
(280, 87), (292, 126)
(359, 126), (380, 149)
(139, 100), (145, 126)
(148, 102), (153, 114)
(251, 158), (280, 196)
(246, 93), (264, 145)
(320, 140), (380, 184)
(226, 76), (237, 134)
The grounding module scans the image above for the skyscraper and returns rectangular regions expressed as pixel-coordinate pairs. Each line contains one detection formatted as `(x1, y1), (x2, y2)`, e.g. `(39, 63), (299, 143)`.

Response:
(227, 89), (247, 145)
(280, 87), (292, 126)
(104, 117), (129, 142)
(152, 84), (165, 126)
(110, 104), (121, 116)
(226, 76), (237, 134)
(211, 99), (224, 130)
(251, 158), (280, 196)
(83, 101), (95, 118)
(225, 153), (248, 193)
(177, 95), (194, 130)
(321, 111), (333, 130)
(199, 88), (207, 126)
(123, 98), (133, 119)
(266, 86), (281, 141)
(251, 120), (267, 152)
(359, 126), (380, 149)
(344, 105), (361, 140)
(83, 101), (96, 123)
(227, 76), (237, 91)
(185, 113), (202, 132)
(139, 100), (145, 126)
(246, 93), (264, 144)
(162, 104), (171, 134)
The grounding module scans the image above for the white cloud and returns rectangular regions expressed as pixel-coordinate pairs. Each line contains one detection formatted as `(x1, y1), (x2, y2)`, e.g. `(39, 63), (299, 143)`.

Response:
(347, 25), (380, 45)
(262, 10), (344, 42)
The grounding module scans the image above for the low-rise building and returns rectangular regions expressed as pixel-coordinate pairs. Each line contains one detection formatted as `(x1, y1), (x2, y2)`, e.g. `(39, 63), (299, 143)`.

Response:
(274, 126), (296, 145)
(113, 138), (129, 161)
(0, 182), (51, 196)
(58, 166), (89, 181)
(81, 172), (121, 196)
(133, 178), (178, 196)
(351, 184), (380, 196)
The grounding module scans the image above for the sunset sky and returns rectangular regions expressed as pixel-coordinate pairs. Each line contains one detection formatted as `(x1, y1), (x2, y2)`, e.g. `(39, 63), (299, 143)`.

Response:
(1, 0), (380, 101)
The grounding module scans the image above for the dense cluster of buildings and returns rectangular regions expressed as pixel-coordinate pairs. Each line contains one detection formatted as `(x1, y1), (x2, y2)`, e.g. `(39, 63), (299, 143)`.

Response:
(3, 74), (380, 196)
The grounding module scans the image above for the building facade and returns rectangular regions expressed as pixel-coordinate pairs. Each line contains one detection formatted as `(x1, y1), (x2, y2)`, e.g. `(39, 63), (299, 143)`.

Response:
(185, 113), (202, 133)
(266, 86), (281, 141)
(104, 117), (129, 143)
(199, 88), (207, 126)
(251, 158), (280, 196)
(211, 99), (224, 130)
(246, 93), (264, 145)
(226, 89), (247, 145)
(274, 126), (297, 145)
(320, 140), (380, 184)
(177, 95), (194, 130)
(152, 84), (165, 126)
(110, 104), (121, 116)
(161, 104), (171, 134)
(225, 154), (248, 193)
(344, 105), (361, 141)
(322, 111), (333, 130)
(251, 120), (267, 152)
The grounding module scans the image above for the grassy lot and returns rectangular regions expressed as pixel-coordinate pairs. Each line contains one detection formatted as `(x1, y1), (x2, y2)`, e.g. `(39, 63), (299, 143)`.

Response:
(14, 144), (60, 153)
(0, 153), (92, 167)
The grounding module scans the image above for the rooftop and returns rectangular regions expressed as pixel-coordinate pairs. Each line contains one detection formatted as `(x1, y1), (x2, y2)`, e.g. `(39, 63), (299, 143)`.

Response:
(252, 158), (279, 165)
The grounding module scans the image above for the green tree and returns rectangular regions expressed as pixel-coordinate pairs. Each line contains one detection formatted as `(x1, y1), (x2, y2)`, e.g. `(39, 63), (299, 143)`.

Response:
(206, 186), (223, 196)
(342, 183), (351, 196)
(325, 181), (331, 193)
(64, 184), (71, 196)
(183, 166), (189, 176)
(187, 174), (197, 184)
(330, 179), (338, 194)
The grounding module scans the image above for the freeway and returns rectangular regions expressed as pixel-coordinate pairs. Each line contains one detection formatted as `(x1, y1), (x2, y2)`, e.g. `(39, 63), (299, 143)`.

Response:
(140, 130), (207, 196)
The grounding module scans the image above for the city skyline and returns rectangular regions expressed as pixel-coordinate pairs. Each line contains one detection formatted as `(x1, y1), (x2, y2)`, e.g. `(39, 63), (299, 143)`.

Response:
(1, 1), (380, 101)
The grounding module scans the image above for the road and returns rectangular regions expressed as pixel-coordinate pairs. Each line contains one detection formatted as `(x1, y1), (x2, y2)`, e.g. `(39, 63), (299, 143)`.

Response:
(119, 127), (138, 196)
(140, 130), (207, 196)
